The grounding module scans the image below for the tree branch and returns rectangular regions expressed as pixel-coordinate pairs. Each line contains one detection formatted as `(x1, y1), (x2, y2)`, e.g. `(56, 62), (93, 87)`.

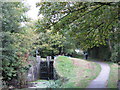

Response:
(52, 4), (104, 31)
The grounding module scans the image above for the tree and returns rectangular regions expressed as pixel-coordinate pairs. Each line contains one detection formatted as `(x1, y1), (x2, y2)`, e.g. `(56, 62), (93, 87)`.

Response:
(37, 2), (119, 62)
(1, 2), (37, 87)
(34, 29), (75, 58)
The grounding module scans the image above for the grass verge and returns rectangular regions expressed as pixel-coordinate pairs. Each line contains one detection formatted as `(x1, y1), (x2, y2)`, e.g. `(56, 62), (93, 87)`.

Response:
(107, 62), (119, 88)
(54, 56), (101, 88)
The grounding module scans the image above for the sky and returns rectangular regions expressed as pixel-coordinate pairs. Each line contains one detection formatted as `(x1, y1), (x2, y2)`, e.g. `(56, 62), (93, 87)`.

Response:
(24, 0), (43, 20)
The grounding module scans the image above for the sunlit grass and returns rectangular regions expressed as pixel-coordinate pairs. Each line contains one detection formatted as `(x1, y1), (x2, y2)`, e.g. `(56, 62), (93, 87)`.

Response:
(107, 62), (118, 88)
(54, 56), (74, 78)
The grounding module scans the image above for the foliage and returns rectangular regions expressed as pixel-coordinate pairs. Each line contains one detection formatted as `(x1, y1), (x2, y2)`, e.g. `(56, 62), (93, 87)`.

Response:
(34, 30), (76, 58)
(1, 2), (36, 87)
(110, 43), (120, 62)
(1, 2), (119, 87)
(37, 2), (120, 61)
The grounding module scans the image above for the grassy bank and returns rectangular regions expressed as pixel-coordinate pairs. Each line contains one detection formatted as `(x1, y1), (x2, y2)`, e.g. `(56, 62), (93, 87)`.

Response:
(54, 56), (101, 88)
(54, 56), (74, 79)
(107, 62), (119, 88)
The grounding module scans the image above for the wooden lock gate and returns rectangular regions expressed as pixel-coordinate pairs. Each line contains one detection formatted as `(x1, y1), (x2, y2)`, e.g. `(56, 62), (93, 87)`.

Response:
(40, 56), (54, 80)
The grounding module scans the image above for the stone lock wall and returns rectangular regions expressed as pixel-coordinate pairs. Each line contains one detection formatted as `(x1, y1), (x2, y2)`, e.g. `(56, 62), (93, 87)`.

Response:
(27, 56), (41, 82)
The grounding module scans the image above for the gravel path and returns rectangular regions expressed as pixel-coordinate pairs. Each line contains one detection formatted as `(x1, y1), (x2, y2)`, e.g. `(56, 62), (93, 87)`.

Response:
(87, 61), (110, 88)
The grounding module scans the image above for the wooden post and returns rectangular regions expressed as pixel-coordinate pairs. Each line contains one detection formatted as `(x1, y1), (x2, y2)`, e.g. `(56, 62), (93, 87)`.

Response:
(46, 56), (52, 80)
(36, 56), (41, 79)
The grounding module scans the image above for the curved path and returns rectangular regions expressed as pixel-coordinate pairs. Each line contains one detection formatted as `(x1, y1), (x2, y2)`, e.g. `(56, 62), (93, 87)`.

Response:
(87, 61), (110, 88)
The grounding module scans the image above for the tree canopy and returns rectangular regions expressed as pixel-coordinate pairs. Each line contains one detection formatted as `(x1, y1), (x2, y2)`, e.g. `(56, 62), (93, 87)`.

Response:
(36, 2), (119, 62)
(37, 2), (119, 49)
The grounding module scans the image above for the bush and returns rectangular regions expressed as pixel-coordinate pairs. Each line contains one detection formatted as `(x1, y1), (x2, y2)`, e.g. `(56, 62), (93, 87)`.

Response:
(111, 43), (120, 63)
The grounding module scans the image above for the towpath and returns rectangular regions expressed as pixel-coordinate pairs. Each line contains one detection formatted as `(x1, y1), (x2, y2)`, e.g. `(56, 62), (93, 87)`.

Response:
(87, 61), (110, 88)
